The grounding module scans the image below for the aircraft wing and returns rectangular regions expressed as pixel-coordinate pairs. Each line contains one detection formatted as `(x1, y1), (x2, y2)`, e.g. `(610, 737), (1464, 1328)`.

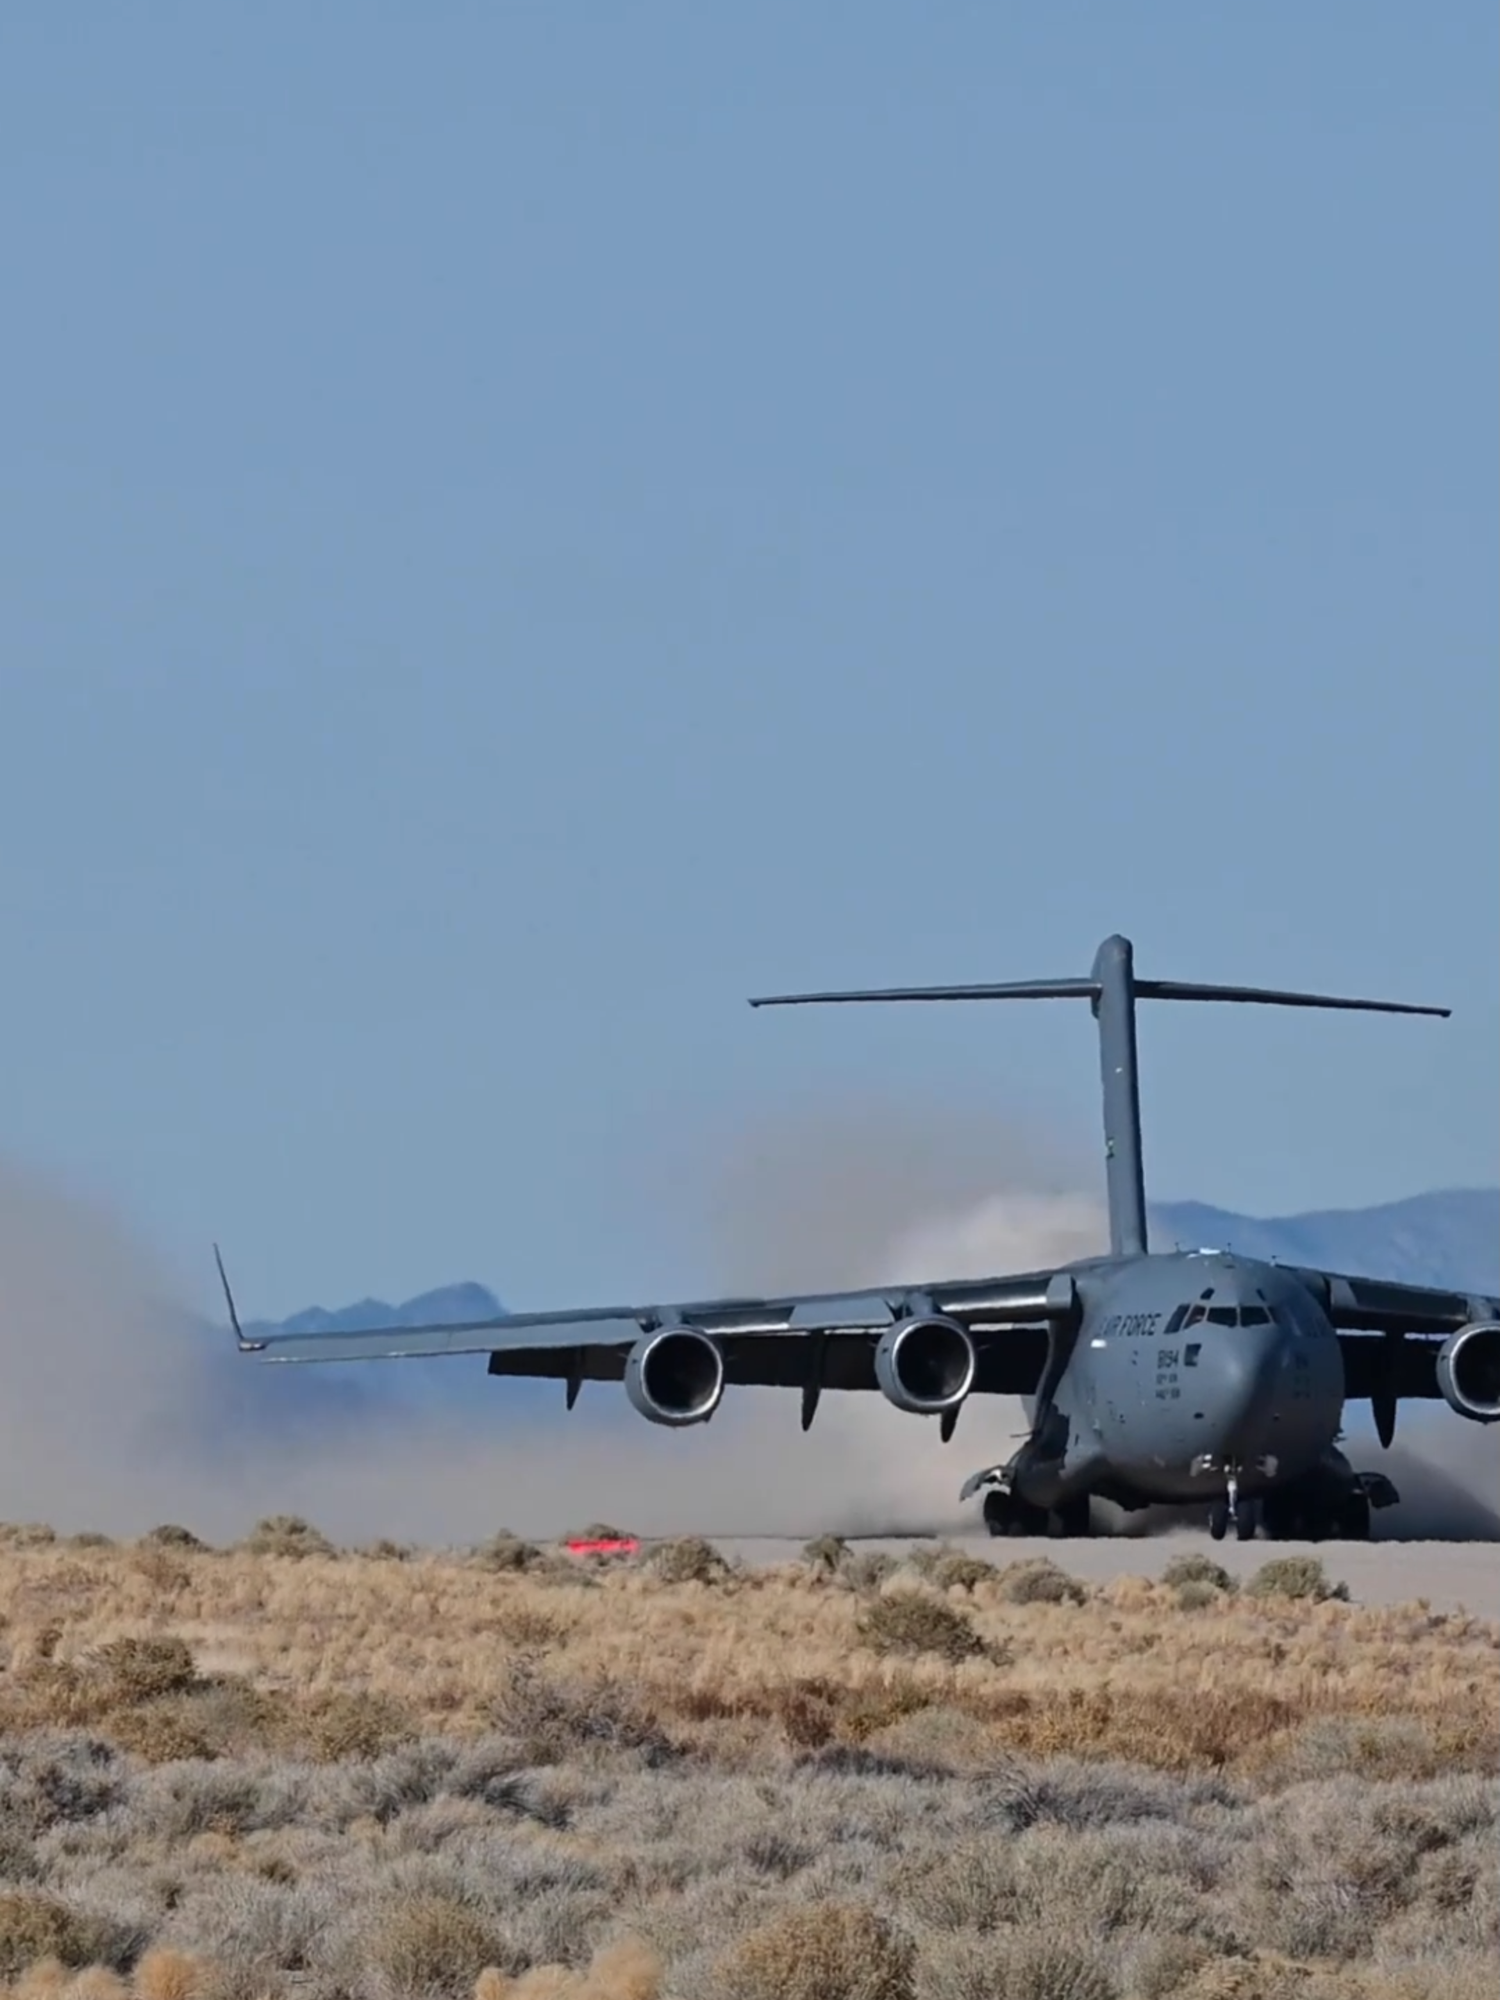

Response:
(1292, 1268), (1499, 1336)
(219, 1251), (1077, 1406)
(1289, 1267), (1500, 1417)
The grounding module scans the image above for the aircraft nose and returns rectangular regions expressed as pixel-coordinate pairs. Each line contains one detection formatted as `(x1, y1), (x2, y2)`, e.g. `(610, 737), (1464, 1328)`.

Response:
(1198, 1320), (1288, 1450)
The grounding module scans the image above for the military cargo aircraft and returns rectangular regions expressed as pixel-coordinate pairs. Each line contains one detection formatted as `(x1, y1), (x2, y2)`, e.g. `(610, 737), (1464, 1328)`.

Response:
(218, 935), (1500, 1541)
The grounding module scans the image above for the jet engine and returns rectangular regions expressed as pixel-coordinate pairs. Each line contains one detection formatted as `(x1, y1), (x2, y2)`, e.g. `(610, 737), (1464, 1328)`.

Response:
(874, 1315), (976, 1416)
(624, 1326), (725, 1427)
(1435, 1322), (1500, 1423)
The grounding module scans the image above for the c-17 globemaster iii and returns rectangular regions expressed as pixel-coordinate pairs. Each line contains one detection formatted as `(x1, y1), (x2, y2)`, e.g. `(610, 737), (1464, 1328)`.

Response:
(217, 935), (1500, 1542)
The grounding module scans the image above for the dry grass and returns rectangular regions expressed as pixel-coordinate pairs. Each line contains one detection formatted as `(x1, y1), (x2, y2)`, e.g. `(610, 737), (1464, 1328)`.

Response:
(0, 1524), (1495, 1998)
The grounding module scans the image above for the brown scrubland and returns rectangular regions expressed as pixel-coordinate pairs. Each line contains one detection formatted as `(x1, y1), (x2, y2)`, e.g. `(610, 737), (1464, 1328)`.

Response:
(0, 1519), (1495, 1999)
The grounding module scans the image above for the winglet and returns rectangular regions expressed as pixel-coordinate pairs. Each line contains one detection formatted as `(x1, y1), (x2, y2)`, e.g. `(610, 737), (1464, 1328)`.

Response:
(214, 1244), (265, 1353)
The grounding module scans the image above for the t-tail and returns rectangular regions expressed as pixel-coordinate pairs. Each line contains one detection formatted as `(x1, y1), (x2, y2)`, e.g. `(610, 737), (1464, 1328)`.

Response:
(749, 934), (1450, 1261)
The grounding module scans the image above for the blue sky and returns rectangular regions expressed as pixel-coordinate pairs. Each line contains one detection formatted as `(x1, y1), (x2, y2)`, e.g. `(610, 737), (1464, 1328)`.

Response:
(2, 5), (1495, 1320)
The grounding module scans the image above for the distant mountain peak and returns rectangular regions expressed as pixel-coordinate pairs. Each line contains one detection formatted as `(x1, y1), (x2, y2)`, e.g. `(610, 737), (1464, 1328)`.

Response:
(257, 1281), (504, 1339)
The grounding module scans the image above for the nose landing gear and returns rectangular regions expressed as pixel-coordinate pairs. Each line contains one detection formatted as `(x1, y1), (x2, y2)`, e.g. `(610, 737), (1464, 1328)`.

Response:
(1208, 1469), (1262, 1542)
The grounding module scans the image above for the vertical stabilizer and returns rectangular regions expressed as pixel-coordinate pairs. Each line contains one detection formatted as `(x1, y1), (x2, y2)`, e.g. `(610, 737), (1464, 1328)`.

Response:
(1090, 935), (1148, 1257)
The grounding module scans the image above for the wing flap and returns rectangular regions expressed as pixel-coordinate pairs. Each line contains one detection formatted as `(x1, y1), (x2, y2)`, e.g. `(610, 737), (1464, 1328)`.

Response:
(1295, 1269), (1499, 1335)
(1337, 1332), (1444, 1401)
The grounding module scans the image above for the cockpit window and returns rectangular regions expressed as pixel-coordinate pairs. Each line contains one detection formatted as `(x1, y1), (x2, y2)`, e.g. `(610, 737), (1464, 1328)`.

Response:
(1182, 1303), (1277, 1329)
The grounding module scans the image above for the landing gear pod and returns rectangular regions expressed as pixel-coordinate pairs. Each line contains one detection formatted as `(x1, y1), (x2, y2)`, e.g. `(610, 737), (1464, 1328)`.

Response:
(624, 1327), (725, 1426)
(874, 1315), (976, 1415)
(1436, 1323), (1500, 1423)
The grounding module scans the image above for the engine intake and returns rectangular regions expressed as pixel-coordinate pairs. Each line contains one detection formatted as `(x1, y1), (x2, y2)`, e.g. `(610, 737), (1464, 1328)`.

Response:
(875, 1315), (976, 1415)
(1436, 1322), (1500, 1423)
(624, 1326), (724, 1427)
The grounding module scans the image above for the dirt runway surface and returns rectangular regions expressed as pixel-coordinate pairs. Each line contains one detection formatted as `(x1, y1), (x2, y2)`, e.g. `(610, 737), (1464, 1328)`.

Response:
(711, 1529), (1500, 1618)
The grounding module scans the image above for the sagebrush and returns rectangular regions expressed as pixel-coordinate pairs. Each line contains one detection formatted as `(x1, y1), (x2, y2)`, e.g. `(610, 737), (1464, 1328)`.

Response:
(0, 1525), (1493, 1998)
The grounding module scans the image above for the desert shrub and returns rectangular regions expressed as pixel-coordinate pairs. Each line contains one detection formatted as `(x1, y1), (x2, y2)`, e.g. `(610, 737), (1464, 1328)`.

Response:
(645, 1536), (730, 1585)
(570, 1522), (636, 1543)
(132, 1949), (215, 2000)
(285, 1689), (417, 1762)
(856, 1591), (991, 1664)
(60, 1971), (132, 2000)
(995, 1558), (1088, 1606)
(904, 1543), (997, 1592)
(1260, 1714), (1495, 1787)
(64, 1531), (115, 1549)
(803, 1534), (851, 1574)
(708, 1900), (915, 2000)
(891, 1833), (1020, 1929)
(364, 1891), (514, 1994)
(927, 1931), (1119, 2000)
(927, 1551), (999, 1592)
(139, 1524), (207, 1551)
(842, 1552), (899, 1592)
(3, 1636), (205, 1737)
(360, 1538), (413, 1561)
(1122, 1935), (1214, 1999)
(241, 1514), (336, 1560)
(129, 1545), (195, 1593)
(473, 1530), (551, 1574)
(110, 1699), (225, 1765)
(0, 1823), (39, 1881)
(0, 1523), (56, 1548)
(1174, 1580), (1222, 1612)
(490, 1657), (676, 1766)
(493, 1604), (571, 1649)
(1162, 1553), (1236, 1594)
(1244, 1556), (1349, 1603)
(0, 1889), (140, 1975)
(89, 1636), (199, 1705)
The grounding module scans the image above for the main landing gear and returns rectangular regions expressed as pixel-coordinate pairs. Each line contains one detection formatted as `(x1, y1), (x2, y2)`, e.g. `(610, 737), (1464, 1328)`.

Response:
(1211, 1472), (1380, 1542)
(982, 1489), (1092, 1539)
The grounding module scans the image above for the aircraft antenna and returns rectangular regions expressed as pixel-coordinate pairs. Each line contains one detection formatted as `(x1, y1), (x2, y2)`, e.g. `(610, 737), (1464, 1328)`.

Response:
(749, 934), (1448, 1260)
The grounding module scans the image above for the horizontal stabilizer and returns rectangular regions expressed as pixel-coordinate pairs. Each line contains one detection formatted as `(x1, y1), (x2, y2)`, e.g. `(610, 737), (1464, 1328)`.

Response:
(750, 978), (1097, 1007)
(1133, 980), (1449, 1018)
(750, 976), (1448, 1019)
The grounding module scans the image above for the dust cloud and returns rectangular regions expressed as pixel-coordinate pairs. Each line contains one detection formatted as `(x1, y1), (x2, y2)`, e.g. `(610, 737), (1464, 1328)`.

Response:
(0, 1102), (1104, 1547)
(0, 1152), (883, 1547)
(1356, 1422), (1500, 1542)
(687, 1090), (1109, 1536)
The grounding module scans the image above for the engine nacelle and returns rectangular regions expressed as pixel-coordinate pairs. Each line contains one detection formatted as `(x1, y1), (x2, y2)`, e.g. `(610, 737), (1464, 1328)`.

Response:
(1436, 1322), (1500, 1423)
(624, 1326), (725, 1427)
(874, 1315), (976, 1416)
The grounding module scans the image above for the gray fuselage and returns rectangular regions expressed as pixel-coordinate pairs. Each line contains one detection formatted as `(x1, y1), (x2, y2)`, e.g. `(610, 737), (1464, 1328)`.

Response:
(1018, 1250), (1345, 1509)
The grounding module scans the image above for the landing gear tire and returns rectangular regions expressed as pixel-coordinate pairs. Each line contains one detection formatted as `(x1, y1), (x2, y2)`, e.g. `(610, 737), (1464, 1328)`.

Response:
(982, 1490), (1050, 1538)
(1210, 1492), (1261, 1541)
(1050, 1496), (1092, 1539)
(1335, 1490), (1372, 1542)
